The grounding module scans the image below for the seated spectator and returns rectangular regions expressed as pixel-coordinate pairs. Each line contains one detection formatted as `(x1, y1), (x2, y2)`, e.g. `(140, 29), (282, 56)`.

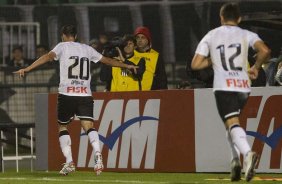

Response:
(35, 44), (49, 59)
(100, 34), (145, 91)
(98, 33), (109, 53)
(89, 38), (100, 50)
(6, 46), (31, 67)
(99, 33), (109, 45)
(89, 33), (110, 53)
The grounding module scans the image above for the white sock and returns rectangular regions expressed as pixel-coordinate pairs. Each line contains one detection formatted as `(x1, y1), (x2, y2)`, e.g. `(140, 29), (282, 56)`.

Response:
(59, 132), (73, 163)
(226, 130), (240, 160)
(87, 129), (101, 153)
(229, 125), (251, 157)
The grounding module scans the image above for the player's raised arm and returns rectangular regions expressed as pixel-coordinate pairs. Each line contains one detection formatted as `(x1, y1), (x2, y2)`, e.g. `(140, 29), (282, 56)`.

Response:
(100, 56), (138, 74)
(248, 41), (271, 80)
(13, 51), (56, 77)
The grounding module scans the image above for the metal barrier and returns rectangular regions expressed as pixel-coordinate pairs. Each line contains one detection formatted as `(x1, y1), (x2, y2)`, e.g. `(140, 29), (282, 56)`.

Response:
(0, 123), (35, 172)
(0, 22), (40, 66)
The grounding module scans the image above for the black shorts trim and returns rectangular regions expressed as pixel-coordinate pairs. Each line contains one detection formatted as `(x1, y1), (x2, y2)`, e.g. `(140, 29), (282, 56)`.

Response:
(58, 118), (73, 125)
(57, 94), (94, 124)
(225, 111), (240, 119)
(77, 116), (94, 122)
(214, 91), (249, 122)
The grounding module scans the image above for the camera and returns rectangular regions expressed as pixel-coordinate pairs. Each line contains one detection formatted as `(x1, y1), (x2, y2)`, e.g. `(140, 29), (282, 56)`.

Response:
(103, 37), (126, 58)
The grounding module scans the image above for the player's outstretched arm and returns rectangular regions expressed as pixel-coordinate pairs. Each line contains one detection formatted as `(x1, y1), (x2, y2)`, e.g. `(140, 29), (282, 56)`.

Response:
(191, 54), (212, 70)
(100, 56), (138, 74)
(13, 51), (56, 77)
(248, 41), (271, 80)
(253, 41), (271, 69)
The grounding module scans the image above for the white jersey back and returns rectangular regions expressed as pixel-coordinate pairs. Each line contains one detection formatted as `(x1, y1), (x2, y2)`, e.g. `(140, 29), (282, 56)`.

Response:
(195, 25), (261, 92)
(51, 41), (102, 96)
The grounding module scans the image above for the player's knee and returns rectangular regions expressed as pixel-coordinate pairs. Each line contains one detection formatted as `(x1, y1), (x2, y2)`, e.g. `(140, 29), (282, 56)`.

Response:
(225, 116), (240, 129)
(58, 124), (68, 132)
(81, 120), (93, 131)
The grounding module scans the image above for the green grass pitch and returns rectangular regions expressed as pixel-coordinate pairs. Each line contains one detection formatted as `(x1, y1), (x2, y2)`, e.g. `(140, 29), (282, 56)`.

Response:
(0, 171), (282, 184)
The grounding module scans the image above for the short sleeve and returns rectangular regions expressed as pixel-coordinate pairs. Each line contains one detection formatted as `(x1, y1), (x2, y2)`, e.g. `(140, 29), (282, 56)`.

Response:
(195, 33), (210, 57)
(247, 31), (261, 49)
(51, 42), (64, 60)
(89, 47), (103, 63)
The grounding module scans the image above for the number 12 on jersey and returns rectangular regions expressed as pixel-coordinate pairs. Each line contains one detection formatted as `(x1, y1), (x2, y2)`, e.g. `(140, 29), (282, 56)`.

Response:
(216, 43), (242, 71)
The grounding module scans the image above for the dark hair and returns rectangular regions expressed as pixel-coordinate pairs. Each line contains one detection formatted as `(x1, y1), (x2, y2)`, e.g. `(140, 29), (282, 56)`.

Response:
(12, 46), (23, 52)
(61, 25), (77, 37)
(123, 34), (136, 45)
(220, 3), (241, 22)
(36, 44), (49, 50)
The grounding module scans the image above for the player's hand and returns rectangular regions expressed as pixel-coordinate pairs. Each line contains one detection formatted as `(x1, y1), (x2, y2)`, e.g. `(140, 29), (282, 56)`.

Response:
(248, 66), (259, 80)
(126, 65), (139, 74)
(13, 68), (27, 78)
(113, 47), (125, 62)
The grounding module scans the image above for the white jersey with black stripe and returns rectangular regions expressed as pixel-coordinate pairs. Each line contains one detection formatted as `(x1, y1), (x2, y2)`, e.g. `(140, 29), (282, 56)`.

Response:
(51, 41), (102, 96)
(195, 25), (261, 92)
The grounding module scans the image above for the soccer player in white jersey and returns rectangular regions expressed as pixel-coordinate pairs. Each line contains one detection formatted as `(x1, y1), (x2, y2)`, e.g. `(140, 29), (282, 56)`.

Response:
(191, 3), (270, 182)
(14, 25), (138, 176)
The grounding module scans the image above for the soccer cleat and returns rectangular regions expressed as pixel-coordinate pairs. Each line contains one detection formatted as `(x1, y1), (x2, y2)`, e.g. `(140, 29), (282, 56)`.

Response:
(94, 152), (104, 175)
(244, 151), (259, 182)
(230, 158), (241, 182)
(59, 162), (75, 176)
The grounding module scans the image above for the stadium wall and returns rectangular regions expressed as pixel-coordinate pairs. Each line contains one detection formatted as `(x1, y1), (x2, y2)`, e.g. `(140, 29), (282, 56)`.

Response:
(35, 88), (282, 173)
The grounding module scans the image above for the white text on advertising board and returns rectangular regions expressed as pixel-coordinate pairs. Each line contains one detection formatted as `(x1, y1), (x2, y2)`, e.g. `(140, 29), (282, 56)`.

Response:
(77, 99), (160, 169)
